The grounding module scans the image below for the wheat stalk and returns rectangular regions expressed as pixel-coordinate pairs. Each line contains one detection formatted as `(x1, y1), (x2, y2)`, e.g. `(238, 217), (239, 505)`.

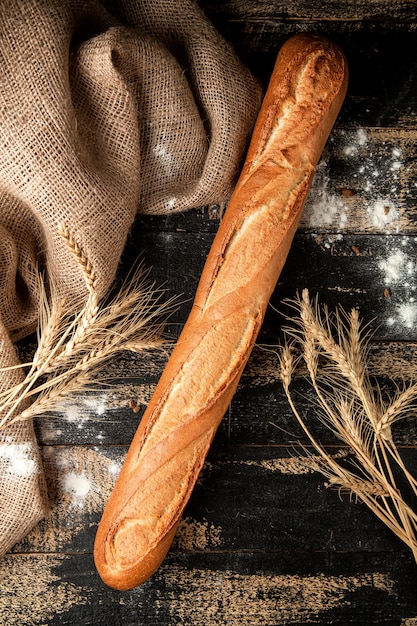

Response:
(0, 223), (178, 429)
(279, 289), (417, 562)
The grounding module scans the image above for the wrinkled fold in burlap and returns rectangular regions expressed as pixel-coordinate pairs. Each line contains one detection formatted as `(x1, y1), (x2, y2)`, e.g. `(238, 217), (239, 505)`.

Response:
(0, 0), (261, 556)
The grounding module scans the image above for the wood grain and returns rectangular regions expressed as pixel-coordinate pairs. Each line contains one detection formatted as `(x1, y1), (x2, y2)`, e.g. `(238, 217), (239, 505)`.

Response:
(2, 551), (416, 625)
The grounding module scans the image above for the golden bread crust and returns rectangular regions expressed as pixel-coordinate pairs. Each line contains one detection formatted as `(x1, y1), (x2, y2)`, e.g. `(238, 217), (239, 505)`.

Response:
(94, 33), (348, 590)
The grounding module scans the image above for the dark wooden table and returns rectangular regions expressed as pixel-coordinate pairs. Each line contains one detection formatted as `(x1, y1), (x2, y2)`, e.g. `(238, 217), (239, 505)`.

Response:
(3, 1), (417, 624)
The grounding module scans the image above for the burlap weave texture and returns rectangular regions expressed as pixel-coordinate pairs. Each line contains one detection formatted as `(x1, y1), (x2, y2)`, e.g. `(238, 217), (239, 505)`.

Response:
(0, 0), (261, 556)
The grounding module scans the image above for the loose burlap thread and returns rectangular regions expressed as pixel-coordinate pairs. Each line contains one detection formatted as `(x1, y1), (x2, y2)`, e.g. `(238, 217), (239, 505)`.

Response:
(0, 0), (261, 556)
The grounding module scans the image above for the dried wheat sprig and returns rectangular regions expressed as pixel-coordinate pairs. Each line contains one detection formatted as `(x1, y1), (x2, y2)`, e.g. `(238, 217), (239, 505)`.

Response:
(1, 285), (174, 428)
(18, 369), (94, 421)
(0, 227), (178, 429)
(41, 270), (174, 374)
(0, 280), (103, 420)
(347, 308), (365, 384)
(279, 289), (417, 563)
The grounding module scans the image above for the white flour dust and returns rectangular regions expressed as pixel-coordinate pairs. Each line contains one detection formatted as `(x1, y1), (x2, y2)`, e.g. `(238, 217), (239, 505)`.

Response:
(378, 239), (417, 330)
(0, 441), (38, 478)
(62, 471), (91, 500)
(378, 249), (411, 284)
(46, 447), (122, 511)
(367, 198), (399, 229)
(304, 128), (404, 232)
(303, 158), (349, 228)
(41, 393), (109, 442)
(54, 393), (108, 423)
(153, 141), (176, 176)
(396, 303), (417, 329)
(351, 130), (403, 232)
(303, 125), (413, 332)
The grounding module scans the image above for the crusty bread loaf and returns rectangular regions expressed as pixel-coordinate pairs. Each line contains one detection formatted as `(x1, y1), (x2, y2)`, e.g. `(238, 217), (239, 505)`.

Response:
(94, 33), (348, 590)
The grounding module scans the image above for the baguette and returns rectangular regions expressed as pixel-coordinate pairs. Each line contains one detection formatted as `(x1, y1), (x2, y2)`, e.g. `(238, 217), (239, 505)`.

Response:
(94, 33), (348, 590)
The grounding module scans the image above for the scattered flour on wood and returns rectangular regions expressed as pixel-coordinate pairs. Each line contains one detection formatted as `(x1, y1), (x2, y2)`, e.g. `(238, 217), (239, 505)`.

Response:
(62, 470), (91, 501)
(303, 159), (349, 228)
(378, 249), (411, 284)
(40, 393), (109, 441)
(41, 384), (155, 442)
(55, 393), (109, 423)
(368, 198), (399, 229)
(304, 126), (412, 332)
(0, 440), (39, 478)
(345, 131), (403, 233)
(377, 241), (417, 330)
(82, 394), (108, 416)
(344, 126), (368, 152)
(18, 447), (123, 552)
(51, 447), (121, 511)
(304, 128), (403, 232)
(396, 303), (417, 329)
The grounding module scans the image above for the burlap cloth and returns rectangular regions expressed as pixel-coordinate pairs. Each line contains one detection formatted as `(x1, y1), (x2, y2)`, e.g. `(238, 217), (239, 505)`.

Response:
(0, 0), (261, 556)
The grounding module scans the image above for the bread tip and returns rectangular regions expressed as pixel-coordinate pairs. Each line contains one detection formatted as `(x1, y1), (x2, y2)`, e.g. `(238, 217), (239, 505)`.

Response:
(94, 520), (179, 590)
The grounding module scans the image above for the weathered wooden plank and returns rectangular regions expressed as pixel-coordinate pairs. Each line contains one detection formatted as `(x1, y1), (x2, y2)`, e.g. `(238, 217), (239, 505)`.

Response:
(202, 0), (417, 22)
(1, 550), (416, 625)
(273, 232), (417, 341)
(120, 230), (417, 342)
(11, 444), (417, 558)
(33, 341), (417, 447)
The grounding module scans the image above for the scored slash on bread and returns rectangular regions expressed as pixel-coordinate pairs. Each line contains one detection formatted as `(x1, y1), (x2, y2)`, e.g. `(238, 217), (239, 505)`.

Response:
(94, 33), (348, 590)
